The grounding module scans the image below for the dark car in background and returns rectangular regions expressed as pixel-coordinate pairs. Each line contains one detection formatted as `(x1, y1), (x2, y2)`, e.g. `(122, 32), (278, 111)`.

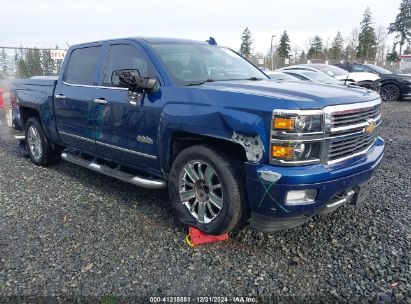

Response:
(335, 63), (411, 101)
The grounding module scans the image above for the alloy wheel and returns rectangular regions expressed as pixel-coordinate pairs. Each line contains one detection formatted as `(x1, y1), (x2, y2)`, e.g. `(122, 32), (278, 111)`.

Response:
(27, 125), (43, 160)
(178, 160), (223, 224)
(381, 84), (399, 101)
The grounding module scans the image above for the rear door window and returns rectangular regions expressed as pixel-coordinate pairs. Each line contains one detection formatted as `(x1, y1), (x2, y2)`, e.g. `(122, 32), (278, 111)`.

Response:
(64, 46), (101, 85)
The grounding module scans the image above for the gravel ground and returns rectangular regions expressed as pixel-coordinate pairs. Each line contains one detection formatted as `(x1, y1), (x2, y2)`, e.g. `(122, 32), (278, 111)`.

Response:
(0, 102), (410, 303)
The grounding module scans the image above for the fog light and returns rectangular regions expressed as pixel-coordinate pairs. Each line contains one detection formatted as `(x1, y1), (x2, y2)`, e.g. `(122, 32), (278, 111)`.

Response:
(285, 189), (317, 205)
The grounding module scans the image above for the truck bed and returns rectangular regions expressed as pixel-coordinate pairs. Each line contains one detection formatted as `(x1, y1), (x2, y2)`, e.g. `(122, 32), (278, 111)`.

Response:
(12, 77), (58, 135)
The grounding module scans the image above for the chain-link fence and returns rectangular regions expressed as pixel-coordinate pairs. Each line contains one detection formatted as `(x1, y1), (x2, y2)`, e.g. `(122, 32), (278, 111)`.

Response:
(0, 46), (67, 122)
(248, 56), (400, 72)
(0, 47), (65, 82)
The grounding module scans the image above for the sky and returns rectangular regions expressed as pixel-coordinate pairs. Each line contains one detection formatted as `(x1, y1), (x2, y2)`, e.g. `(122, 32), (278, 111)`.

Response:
(0, 0), (402, 54)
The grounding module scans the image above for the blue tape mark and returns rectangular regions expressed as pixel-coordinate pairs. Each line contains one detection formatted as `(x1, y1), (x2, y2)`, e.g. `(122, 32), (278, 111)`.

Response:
(257, 174), (290, 213)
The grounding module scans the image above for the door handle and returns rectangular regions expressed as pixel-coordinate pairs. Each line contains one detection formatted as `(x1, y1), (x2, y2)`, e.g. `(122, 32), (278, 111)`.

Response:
(55, 94), (66, 100)
(94, 98), (108, 105)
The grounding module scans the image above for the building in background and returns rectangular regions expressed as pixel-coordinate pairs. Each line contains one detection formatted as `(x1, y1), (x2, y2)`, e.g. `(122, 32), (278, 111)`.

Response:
(399, 55), (411, 73)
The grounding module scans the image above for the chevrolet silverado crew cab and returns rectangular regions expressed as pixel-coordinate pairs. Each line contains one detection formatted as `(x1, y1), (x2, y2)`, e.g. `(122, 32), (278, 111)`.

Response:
(11, 37), (384, 234)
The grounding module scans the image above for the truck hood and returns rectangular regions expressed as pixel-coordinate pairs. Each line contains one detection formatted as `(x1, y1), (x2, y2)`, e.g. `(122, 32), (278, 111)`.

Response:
(200, 80), (379, 109)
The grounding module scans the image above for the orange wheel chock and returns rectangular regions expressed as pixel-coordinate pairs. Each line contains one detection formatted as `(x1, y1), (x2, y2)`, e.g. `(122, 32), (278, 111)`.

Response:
(185, 226), (229, 247)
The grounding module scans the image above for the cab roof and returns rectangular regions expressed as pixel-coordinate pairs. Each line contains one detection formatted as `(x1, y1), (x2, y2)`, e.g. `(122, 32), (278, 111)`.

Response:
(73, 37), (208, 47)
(138, 37), (208, 44)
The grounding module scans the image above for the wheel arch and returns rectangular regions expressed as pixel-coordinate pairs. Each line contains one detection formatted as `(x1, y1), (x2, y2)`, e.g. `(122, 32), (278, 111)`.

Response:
(380, 79), (401, 87)
(19, 106), (41, 128)
(169, 132), (247, 172)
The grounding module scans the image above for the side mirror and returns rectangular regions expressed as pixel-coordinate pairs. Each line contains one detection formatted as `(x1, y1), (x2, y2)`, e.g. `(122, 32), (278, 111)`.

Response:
(111, 69), (159, 92)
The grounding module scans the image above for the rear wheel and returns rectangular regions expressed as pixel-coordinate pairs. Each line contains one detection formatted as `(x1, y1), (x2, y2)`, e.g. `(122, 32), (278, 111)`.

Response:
(381, 84), (400, 101)
(25, 117), (60, 166)
(168, 145), (245, 235)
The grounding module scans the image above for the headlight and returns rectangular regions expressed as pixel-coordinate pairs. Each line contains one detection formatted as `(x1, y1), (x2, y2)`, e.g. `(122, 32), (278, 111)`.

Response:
(271, 141), (322, 162)
(272, 110), (323, 134)
(270, 109), (324, 165)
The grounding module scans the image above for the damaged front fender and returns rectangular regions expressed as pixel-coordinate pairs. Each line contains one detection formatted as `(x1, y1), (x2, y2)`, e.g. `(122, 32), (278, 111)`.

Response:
(231, 132), (264, 163)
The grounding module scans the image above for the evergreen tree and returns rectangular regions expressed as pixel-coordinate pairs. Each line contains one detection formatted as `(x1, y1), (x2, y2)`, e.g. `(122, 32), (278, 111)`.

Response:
(300, 50), (306, 59)
(388, 0), (411, 55)
(307, 36), (323, 59)
(386, 46), (399, 62)
(239, 27), (253, 57)
(404, 45), (411, 54)
(277, 31), (291, 58)
(25, 48), (43, 76)
(17, 58), (28, 78)
(357, 7), (377, 60)
(42, 50), (55, 75)
(0, 48), (7, 75)
(330, 31), (344, 59)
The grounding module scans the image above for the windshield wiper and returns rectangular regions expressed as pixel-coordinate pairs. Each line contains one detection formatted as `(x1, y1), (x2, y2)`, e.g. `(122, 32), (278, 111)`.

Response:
(216, 77), (264, 81)
(184, 77), (263, 85)
(184, 79), (215, 86)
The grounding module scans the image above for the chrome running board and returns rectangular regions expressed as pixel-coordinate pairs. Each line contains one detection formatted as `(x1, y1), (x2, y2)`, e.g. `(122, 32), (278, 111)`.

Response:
(61, 151), (167, 190)
(14, 135), (25, 141)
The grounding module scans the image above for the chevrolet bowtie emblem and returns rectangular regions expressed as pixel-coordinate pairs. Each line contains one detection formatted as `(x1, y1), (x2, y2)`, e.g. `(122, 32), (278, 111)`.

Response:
(365, 120), (376, 134)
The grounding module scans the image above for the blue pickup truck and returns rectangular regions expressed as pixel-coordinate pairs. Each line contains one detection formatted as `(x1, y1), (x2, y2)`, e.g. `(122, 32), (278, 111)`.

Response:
(11, 37), (384, 234)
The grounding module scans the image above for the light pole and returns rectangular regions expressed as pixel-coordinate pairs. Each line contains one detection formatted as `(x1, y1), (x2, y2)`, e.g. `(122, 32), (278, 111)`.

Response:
(270, 35), (276, 71)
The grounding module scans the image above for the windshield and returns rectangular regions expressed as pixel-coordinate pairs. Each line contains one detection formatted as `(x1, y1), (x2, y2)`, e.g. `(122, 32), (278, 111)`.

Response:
(151, 43), (268, 85)
(310, 64), (348, 77)
(365, 64), (392, 75)
(298, 71), (340, 84)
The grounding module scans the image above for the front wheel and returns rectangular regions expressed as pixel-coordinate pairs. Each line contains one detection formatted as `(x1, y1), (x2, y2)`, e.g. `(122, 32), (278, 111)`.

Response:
(380, 84), (400, 101)
(168, 145), (245, 235)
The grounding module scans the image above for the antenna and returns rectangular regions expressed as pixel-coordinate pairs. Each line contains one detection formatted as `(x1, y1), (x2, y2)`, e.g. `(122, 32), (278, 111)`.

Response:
(344, 60), (350, 85)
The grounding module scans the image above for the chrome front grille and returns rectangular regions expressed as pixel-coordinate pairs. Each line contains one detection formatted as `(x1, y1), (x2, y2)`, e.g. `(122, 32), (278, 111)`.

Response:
(324, 99), (382, 164)
(331, 103), (381, 128)
(328, 127), (380, 161)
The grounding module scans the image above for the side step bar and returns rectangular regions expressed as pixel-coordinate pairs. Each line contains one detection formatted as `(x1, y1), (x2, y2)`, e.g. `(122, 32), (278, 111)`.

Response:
(14, 135), (25, 141)
(61, 152), (167, 190)
(321, 190), (355, 214)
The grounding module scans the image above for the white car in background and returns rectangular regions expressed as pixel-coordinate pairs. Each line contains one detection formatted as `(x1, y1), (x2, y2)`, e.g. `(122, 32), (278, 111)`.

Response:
(278, 64), (380, 83)
(265, 71), (301, 81)
(276, 69), (344, 85)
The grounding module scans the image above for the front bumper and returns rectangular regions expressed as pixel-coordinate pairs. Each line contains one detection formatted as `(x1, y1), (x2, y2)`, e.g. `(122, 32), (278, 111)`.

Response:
(245, 137), (384, 232)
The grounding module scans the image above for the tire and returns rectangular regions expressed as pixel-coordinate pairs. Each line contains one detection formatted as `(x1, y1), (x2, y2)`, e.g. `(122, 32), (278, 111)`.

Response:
(168, 145), (246, 235)
(25, 117), (60, 166)
(380, 84), (400, 101)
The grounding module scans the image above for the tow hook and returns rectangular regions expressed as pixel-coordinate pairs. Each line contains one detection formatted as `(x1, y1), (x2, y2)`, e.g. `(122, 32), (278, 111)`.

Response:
(321, 190), (356, 214)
